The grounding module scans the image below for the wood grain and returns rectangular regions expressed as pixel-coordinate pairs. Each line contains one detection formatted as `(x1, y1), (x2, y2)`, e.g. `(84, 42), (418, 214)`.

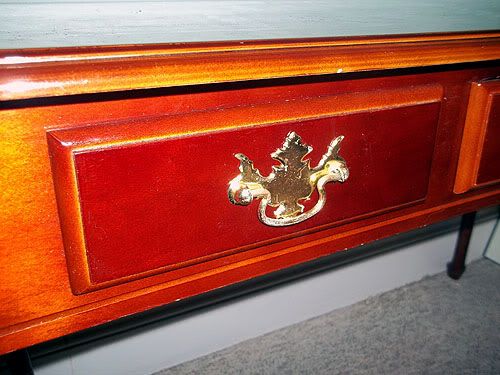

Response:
(1, 35), (500, 354)
(1, 32), (500, 100)
(454, 80), (500, 193)
(477, 94), (500, 185)
(47, 85), (441, 293)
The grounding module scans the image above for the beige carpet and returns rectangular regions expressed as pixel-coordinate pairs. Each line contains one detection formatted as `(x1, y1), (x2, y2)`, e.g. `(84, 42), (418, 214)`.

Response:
(155, 259), (500, 375)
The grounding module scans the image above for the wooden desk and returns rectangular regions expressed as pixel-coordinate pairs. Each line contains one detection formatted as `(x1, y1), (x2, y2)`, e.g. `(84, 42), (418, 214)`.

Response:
(1, 32), (499, 357)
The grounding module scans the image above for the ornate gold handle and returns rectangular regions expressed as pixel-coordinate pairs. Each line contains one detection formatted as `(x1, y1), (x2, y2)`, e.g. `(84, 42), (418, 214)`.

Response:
(228, 131), (349, 226)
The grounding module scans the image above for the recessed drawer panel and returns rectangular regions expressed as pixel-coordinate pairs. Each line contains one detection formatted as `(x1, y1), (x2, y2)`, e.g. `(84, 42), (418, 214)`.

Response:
(455, 79), (500, 193)
(47, 85), (442, 294)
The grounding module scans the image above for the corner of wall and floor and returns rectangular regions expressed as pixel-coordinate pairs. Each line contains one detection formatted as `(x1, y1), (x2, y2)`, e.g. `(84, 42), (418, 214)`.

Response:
(29, 208), (500, 375)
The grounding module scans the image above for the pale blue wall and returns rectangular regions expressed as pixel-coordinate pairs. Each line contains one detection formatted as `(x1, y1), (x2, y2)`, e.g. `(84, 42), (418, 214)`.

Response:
(1, 0), (499, 48)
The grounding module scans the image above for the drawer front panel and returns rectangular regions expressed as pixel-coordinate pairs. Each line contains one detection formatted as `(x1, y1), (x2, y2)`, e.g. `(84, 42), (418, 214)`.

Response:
(454, 80), (500, 193)
(477, 94), (500, 184)
(48, 86), (442, 293)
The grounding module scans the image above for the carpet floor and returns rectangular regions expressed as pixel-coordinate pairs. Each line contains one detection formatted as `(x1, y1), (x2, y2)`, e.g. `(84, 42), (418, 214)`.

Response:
(155, 259), (500, 375)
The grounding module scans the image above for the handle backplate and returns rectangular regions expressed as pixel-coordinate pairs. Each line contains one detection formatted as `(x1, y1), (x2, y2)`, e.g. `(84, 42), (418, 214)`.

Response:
(228, 131), (349, 226)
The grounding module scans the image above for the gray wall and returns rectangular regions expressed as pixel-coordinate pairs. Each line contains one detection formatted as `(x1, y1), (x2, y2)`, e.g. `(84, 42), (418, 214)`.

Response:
(1, 1), (499, 48)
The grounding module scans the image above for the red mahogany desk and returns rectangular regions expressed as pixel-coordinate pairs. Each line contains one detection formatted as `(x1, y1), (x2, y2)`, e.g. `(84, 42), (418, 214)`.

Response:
(1, 32), (500, 359)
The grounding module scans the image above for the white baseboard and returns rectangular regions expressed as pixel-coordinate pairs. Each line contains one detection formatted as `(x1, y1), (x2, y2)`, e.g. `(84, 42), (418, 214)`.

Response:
(31, 211), (498, 375)
(485, 218), (500, 264)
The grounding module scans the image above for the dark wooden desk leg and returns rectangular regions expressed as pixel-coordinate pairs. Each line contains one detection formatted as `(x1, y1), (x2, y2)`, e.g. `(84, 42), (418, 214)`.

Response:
(447, 211), (477, 280)
(3, 349), (34, 375)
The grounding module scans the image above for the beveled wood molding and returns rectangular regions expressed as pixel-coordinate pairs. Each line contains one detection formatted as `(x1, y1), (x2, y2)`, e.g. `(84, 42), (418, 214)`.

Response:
(46, 85), (442, 294)
(0, 190), (498, 354)
(1, 31), (500, 356)
(1, 31), (500, 101)
(454, 79), (500, 193)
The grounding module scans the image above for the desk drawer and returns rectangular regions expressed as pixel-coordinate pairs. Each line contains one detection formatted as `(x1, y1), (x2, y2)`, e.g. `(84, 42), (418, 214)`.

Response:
(454, 79), (500, 193)
(48, 85), (442, 294)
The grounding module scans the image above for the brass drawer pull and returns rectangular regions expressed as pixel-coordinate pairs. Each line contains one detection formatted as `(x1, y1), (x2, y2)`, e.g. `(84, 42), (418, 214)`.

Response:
(228, 131), (349, 226)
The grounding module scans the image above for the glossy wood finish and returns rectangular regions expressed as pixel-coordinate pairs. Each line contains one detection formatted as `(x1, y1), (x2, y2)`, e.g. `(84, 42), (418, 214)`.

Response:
(1, 32), (500, 100)
(477, 94), (500, 184)
(447, 211), (477, 280)
(48, 85), (441, 293)
(454, 80), (500, 193)
(1, 33), (500, 354)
